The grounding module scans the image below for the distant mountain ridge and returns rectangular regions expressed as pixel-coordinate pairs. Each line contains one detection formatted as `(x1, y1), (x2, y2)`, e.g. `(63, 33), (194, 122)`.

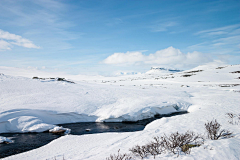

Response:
(146, 67), (183, 74)
(115, 71), (141, 76)
(150, 67), (183, 72)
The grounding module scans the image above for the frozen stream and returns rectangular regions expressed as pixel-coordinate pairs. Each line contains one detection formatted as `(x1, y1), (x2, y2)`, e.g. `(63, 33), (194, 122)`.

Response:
(0, 111), (187, 158)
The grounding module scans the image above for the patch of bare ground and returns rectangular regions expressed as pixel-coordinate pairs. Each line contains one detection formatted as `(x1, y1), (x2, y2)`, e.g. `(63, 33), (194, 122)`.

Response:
(181, 74), (195, 77)
(32, 77), (75, 83)
(184, 70), (203, 73)
(219, 84), (240, 87)
(216, 66), (225, 69)
(230, 71), (240, 73)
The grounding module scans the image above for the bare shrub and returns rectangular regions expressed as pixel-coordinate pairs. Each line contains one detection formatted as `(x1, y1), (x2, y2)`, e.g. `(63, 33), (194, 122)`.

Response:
(160, 131), (203, 156)
(129, 136), (165, 159)
(46, 155), (66, 160)
(146, 137), (165, 158)
(226, 113), (240, 125)
(129, 145), (148, 159)
(205, 119), (233, 140)
(106, 149), (133, 160)
(128, 131), (203, 159)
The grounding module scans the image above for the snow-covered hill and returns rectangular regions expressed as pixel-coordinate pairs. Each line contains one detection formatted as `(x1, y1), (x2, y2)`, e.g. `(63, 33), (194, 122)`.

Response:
(0, 64), (240, 160)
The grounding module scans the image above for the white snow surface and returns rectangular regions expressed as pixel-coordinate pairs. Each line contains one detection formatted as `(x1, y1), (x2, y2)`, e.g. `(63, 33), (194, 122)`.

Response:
(1, 64), (240, 159)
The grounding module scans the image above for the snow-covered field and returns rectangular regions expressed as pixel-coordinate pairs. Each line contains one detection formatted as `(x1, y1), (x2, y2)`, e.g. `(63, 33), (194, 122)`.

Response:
(0, 64), (240, 159)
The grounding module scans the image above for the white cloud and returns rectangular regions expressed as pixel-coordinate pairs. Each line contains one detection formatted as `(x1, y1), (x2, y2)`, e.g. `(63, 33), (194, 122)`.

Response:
(103, 51), (144, 64)
(0, 29), (40, 51)
(103, 46), (212, 68)
(0, 40), (11, 51)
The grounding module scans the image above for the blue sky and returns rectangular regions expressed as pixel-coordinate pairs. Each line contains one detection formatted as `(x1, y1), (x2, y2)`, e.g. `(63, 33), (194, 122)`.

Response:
(0, 0), (239, 75)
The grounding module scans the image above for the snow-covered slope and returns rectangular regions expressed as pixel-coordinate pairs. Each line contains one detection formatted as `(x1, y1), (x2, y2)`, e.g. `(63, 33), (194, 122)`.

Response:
(1, 64), (240, 160)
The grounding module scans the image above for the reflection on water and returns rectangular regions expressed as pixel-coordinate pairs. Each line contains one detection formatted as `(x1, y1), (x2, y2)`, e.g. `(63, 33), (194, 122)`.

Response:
(59, 122), (145, 135)
(0, 132), (61, 159)
(96, 122), (110, 129)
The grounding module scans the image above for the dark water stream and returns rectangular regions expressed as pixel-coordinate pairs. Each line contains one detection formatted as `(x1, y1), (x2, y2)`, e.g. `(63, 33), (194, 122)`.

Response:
(0, 111), (187, 159)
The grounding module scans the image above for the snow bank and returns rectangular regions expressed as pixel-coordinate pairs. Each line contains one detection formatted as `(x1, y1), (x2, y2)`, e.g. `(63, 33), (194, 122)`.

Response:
(0, 115), (55, 133)
(0, 136), (13, 144)
(0, 109), (96, 133)
(49, 126), (71, 134)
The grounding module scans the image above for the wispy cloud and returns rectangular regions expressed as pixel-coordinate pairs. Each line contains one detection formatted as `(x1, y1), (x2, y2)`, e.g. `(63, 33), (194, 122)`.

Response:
(103, 46), (212, 69)
(195, 24), (240, 37)
(0, 0), (78, 51)
(213, 35), (240, 44)
(0, 0), (66, 27)
(151, 22), (178, 32)
(0, 29), (40, 51)
(106, 18), (123, 26)
(189, 24), (240, 58)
